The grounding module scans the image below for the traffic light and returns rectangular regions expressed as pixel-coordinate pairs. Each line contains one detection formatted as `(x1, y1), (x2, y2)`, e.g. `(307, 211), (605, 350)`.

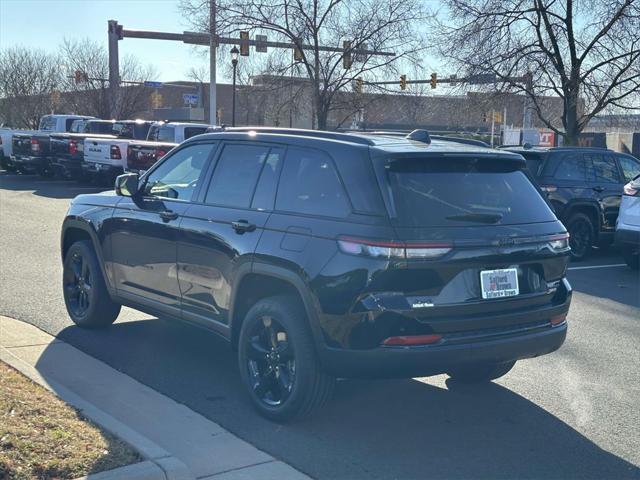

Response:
(342, 41), (352, 69)
(400, 74), (407, 90)
(483, 112), (489, 123)
(430, 72), (437, 89)
(240, 31), (250, 56)
(293, 37), (303, 62)
(74, 70), (88, 84)
(355, 77), (363, 94)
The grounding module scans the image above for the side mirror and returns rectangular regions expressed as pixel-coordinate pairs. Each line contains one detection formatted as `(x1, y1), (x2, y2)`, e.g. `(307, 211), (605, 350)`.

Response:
(115, 173), (140, 197)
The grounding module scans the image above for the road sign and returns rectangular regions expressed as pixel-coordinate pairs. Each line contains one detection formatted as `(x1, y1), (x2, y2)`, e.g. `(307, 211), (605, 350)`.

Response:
(144, 81), (163, 88)
(255, 34), (268, 53)
(183, 93), (199, 106)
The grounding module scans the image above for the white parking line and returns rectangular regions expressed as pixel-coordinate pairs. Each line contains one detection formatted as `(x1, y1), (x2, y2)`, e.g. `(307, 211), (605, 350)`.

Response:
(568, 263), (627, 271)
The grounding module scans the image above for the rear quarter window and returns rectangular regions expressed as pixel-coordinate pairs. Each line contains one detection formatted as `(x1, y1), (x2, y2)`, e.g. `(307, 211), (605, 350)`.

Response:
(276, 147), (351, 218)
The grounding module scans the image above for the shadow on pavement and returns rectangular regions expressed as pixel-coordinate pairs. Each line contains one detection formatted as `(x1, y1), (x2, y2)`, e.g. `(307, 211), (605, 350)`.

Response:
(52, 317), (640, 480)
(0, 171), (105, 199)
(569, 266), (640, 309)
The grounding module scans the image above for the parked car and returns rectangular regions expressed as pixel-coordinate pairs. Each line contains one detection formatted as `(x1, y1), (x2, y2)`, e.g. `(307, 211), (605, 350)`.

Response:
(616, 174), (640, 270)
(50, 120), (118, 180)
(82, 120), (154, 183)
(1, 127), (36, 172)
(11, 114), (95, 176)
(125, 121), (209, 173)
(61, 128), (572, 421)
(503, 145), (640, 259)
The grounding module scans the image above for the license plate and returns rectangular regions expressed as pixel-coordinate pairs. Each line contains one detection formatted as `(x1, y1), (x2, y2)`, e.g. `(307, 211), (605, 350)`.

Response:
(480, 268), (519, 299)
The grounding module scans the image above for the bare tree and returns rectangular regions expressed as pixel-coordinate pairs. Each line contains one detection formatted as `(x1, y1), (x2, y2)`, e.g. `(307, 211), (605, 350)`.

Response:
(0, 47), (61, 128)
(180, 0), (427, 130)
(59, 38), (156, 119)
(433, 0), (640, 145)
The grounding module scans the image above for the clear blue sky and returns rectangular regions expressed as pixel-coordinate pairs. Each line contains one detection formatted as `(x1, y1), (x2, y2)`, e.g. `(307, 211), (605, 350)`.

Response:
(0, 0), (444, 85)
(0, 0), (212, 82)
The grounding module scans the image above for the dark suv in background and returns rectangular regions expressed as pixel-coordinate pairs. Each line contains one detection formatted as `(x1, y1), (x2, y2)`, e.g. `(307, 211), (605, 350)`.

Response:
(61, 129), (572, 421)
(504, 146), (640, 259)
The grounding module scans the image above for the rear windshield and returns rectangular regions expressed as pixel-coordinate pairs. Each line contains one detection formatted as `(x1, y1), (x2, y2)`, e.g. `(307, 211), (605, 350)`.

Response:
(114, 122), (151, 140)
(376, 157), (555, 227)
(87, 121), (115, 134)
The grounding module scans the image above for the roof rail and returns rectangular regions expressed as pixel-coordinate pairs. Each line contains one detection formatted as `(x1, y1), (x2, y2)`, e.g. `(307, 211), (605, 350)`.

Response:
(223, 126), (375, 146)
(406, 129), (431, 144)
(430, 135), (490, 148)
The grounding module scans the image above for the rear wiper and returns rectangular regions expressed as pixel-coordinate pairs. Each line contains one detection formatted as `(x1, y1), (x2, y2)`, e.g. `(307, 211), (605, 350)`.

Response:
(445, 213), (503, 224)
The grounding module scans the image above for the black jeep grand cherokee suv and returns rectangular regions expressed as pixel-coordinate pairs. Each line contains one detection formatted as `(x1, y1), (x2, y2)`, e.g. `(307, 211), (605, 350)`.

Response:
(61, 128), (572, 421)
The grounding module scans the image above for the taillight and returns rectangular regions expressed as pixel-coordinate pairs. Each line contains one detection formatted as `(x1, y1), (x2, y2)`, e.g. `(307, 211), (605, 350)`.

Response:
(623, 181), (639, 196)
(337, 236), (452, 260)
(110, 145), (122, 160)
(540, 184), (557, 193)
(156, 149), (166, 158)
(550, 314), (567, 326)
(69, 139), (78, 155)
(548, 233), (570, 251)
(382, 334), (442, 346)
(30, 138), (40, 152)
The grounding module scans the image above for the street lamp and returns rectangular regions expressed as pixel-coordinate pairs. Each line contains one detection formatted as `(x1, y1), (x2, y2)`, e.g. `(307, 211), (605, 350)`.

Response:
(230, 46), (239, 127)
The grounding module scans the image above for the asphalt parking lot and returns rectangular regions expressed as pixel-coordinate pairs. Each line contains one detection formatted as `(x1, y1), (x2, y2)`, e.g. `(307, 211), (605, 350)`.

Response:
(1, 171), (639, 480)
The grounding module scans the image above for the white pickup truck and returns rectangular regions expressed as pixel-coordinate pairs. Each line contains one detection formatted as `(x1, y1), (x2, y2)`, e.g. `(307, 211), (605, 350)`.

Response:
(0, 127), (36, 171)
(81, 120), (155, 182)
(125, 121), (210, 173)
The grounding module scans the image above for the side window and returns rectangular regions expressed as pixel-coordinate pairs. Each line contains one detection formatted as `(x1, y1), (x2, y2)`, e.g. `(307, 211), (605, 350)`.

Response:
(144, 143), (214, 201)
(184, 127), (207, 139)
(553, 153), (589, 181)
(147, 125), (159, 141)
(205, 144), (272, 208)
(617, 155), (640, 182)
(587, 153), (620, 184)
(157, 126), (175, 142)
(251, 148), (284, 211)
(276, 147), (351, 218)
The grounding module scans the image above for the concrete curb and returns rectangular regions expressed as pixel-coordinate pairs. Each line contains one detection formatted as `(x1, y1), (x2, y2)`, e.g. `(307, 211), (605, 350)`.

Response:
(0, 315), (312, 480)
(1, 344), (192, 480)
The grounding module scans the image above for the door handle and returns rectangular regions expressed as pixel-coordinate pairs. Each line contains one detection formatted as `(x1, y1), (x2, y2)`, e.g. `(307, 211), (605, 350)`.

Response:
(592, 186), (605, 192)
(159, 210), (179, 222)
(231, 220), (256, 233)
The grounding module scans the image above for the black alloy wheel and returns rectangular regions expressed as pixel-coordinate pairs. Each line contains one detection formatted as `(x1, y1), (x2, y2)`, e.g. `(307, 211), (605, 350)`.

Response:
(62, 240), (120, 328)
(64, 250), (93, 318)
(246, 315), (295, 406)
(567, 213), (594, 260)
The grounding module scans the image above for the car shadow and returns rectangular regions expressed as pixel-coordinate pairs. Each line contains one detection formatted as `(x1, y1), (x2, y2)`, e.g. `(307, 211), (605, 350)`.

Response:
(0, 170), (105, 199)
(47, 318), (640, 480)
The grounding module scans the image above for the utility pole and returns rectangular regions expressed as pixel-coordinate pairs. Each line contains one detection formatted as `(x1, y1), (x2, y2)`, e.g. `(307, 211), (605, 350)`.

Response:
(209, 0), (217, 125)
(490, 109), (496, 147)
(107, 20), (121, 119)
(522, 71), (533, 129)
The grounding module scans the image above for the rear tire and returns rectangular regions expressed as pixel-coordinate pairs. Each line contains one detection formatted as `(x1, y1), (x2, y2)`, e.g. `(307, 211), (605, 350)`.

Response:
(566, 213), (595, 261)
(447, 361), (516, 384)
(62, 240), (120, 328)
(238, 295), (335, 422)
(622, 247), (640, 270)
(37, 163), (55, 178)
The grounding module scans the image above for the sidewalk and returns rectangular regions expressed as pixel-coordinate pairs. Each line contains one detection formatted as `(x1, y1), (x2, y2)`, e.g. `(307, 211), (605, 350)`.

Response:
(0, 315), (311, 480)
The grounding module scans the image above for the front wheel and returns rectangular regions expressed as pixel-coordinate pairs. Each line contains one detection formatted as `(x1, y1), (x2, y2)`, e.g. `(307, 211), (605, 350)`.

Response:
(63, 240), (120, 328)
(447, 361), (516, 384)
(566, 213), (595, 261)
(238, 295), (335, 422)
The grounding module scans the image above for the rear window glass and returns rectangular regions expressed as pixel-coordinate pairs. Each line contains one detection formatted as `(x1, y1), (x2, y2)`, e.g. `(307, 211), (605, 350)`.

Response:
(87, 122), (115, 134)
(377, 157), (555, 227)
(184, 126), (207, 139)
(39, 116), (56, 131)
(518, 151), (546, 177)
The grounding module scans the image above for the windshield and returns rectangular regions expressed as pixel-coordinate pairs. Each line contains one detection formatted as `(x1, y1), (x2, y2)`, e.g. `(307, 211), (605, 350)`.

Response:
(377, 156), (555, 227)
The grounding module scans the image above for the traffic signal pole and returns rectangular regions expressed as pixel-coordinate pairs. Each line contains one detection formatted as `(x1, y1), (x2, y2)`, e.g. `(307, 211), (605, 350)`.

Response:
(107, 19), (394, 125)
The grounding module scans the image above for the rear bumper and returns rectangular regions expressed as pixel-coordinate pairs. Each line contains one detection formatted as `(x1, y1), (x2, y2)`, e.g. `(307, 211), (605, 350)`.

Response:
(11, 154), (46, 171)
(317, 278), (572, 378)
(82, 161), (123, 176)
(53, 157), (82, 177)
